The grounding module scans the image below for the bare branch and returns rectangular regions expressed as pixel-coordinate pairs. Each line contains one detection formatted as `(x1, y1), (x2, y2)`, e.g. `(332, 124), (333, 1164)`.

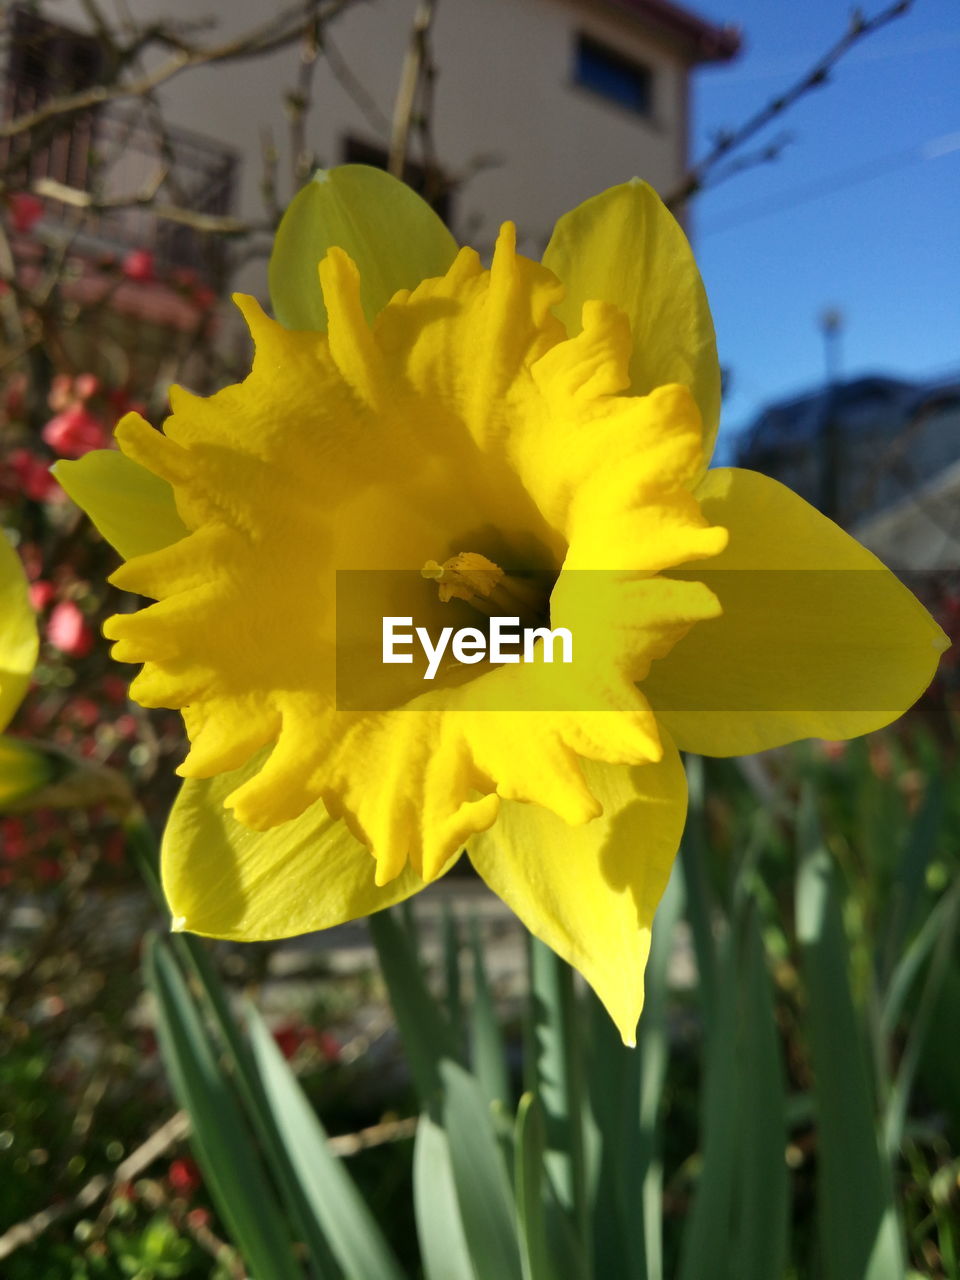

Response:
(666, 0), (913, 208)
(321, 28), (391, 139)
(0, 0), (358, 143)
(389, 0), (438, 178)
(30, 176), (256, 235)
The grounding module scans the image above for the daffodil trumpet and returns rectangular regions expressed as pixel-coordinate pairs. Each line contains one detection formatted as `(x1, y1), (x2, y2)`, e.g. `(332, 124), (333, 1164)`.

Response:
(56, 165), (948, 1044)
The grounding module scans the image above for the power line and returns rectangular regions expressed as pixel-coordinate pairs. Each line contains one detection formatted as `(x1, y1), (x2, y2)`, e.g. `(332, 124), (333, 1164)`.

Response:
(699, 130), (960, 237)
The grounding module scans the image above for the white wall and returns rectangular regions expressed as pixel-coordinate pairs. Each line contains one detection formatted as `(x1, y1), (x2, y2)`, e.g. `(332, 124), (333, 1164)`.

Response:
(48, 0), (692, 290)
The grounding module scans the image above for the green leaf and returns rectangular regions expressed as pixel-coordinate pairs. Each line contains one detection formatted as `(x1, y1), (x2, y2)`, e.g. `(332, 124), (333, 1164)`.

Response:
(515, 1093), (550, 1280)
(583, 989), (642, 1280)
(883, 880), (960, 1159)
(443, 902), (465, 1047)
(676, 926), (739, 1280)
(469, 917), (510, 1111)
(638, 862), (685, 1280)
(679, 755), (719, 1037)
(245, 1002), (406, 1280)
(880, 774), (943, 987)
(368, 908), (460, 1104)
(441, 1059), (524, 1280)
(413, 1111), (477, 1280)
(269, 164), (459, 331)
(143, 936), (302, 1280)
(795, 792), (904, 1280)
(735, 908), (789, 1280)
(527, 940), (588, 1253)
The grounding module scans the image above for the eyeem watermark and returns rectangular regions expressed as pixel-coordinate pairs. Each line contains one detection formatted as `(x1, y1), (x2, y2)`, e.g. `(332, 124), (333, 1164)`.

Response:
(383, 615), (573, 680)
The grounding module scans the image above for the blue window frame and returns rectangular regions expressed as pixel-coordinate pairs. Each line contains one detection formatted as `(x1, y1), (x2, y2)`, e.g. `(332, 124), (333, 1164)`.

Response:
(574, 34), (653, 117)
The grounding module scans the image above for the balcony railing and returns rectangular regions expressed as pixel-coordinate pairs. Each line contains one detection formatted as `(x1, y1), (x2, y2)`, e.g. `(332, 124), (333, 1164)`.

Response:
(2, 77), (240, 289)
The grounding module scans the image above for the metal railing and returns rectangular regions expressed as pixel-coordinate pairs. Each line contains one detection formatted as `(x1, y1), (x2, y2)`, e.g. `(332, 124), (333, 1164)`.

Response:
(2, 68), (240, 288)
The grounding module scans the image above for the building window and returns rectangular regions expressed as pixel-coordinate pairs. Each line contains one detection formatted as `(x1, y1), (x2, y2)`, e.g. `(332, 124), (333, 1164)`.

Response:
(342, 137), (452, 226)
(574, 34), (653, 117)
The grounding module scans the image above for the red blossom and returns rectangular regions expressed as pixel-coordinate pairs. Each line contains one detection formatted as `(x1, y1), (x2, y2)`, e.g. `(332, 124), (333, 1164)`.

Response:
(122, 249), (155, 283)
(8, 192), (44, 233)
(29, 579), (56, 611)
(191, 286), (217, 312)
(272, 1023), (301, 1060)
(168, 1157), (202, 1196)
(66, 696), (100, 728)
(73, 373), (100, 401)
(46, 600), (94, 657)
(10, 449), (58, 502)
(42, 404), (109, 457)
(186, 1207), (212, 1230)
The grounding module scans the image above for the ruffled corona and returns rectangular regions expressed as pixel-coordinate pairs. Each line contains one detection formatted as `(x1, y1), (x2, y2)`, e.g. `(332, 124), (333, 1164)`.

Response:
(104, 225), (726, 887)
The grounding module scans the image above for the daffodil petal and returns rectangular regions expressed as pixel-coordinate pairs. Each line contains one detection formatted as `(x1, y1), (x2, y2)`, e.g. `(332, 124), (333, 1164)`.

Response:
(644, 468), (950, 755)
(269, 164), (459, 332)
(162, 748), (432, 939)
(53, 448), (188, 561)
(467, 747), (687, 1046)
(0, 534), (38, 732)
(542, 179), (721, 464)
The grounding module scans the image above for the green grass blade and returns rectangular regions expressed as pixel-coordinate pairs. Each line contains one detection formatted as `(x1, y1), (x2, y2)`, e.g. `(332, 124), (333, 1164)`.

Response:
(679, 755), (719, 1038)
(638, 862), (685, 1280)
(881, 774), (943, 981)
(736, 907), (789, 1280)
(796, 793), (904, 1280)
(881, 888), (956, 1038)
(441, 1059), (524, 1280)
(516, 1093), (551, 1280)
(143, 936), (302, 1280)
(443, 902), (465, 1047)
(584, 990), (642, 1280)
(469, 916), (510, 1110)
(368, 907), (460, 1105)
(246, 1003), (406, 1280)
(528, 940), (588, 1256)
(128, 818), (341, 1276)
(883, 880), (960, 1159)
(414, 1110), (477, 1280)
(676, 929), (739, 1280)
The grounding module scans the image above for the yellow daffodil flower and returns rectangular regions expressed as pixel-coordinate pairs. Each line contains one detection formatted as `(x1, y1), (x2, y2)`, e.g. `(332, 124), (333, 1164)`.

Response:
(0, 532), (48, 806)
(0, 533), (130, 811)
(56, 167), (947, 1043)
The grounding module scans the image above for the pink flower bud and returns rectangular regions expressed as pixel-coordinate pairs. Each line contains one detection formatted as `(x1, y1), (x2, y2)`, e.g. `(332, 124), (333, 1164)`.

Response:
(42, 405), (109, 458)
(73, 373), (100, 401)
(46, 600), (94, 656)
(122, 249), (155, 283)
(29, 579), (56, 611)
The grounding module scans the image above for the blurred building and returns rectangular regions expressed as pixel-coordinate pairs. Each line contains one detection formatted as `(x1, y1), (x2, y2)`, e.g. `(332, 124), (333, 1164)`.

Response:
(2, 0), (739, 300)
(735, 374), (960, 569)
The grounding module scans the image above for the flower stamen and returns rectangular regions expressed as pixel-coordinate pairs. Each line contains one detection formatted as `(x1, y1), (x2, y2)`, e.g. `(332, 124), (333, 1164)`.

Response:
(421, 552), (546, 627)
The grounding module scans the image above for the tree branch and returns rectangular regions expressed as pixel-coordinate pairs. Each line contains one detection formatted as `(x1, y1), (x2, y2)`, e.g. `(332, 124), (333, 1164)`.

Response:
(665, 0), (913, 208)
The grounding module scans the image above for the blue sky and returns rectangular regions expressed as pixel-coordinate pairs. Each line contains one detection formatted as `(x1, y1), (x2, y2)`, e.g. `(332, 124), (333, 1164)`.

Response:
(684, 0), (959, 457)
